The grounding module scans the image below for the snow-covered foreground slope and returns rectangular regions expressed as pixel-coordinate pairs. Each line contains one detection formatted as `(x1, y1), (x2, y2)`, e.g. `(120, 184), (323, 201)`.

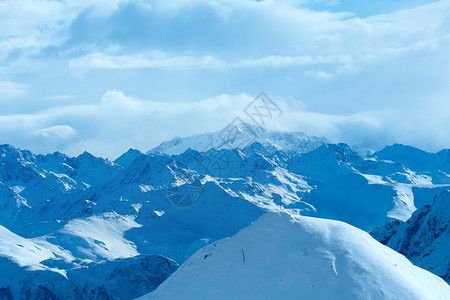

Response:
(372, 190), (450, 283)
(143, 213), (450, 300)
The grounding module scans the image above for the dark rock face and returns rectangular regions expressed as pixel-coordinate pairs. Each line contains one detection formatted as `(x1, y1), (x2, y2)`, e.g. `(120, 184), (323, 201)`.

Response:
(0, 255), (178, 300)
(371, 190), (450, 283)
(0, 287), (13, 300)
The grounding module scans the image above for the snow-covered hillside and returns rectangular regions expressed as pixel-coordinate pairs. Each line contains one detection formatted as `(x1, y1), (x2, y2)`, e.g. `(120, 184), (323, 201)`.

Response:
(142, 213), (450, 300)
(372, 190), (450, 283)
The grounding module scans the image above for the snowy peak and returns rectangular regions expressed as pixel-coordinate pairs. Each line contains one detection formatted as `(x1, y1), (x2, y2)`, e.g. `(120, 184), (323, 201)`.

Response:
(114, 148), (144, 168)
(372, 144), (450, 172)
(144, 213), (450, 300)
(308, 143), (361, 163)
(0, 144), (34, 159)
(74, 151), (112, 167)
(372, 144), (431, 164)
(148, 124), (328, 155)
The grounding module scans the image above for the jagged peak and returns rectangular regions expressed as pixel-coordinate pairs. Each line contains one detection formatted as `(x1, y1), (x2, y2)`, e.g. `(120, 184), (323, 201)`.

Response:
(37, 151), (69, 160)
(114, 148), (143, 159)
(311, 142), (356, 155)
(76, 151), (97, 160)
(0, 144), (16, 151)
(0, 144), (30, 155)
(74, 151), (115, 167)
(114, 148), (145, 168)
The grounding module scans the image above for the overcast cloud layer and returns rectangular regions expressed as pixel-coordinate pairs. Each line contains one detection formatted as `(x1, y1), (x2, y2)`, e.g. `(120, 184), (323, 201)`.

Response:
(1, 0), (449, 158)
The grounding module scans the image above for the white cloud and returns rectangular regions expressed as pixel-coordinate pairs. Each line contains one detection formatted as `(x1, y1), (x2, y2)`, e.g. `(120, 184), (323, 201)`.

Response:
(32, 125), (77, 142)
(41, 95), (77, 101)
(0, 90), (449, 158)
(69, 53), (225, 70)
(0, 0), (128, 59)
(0, 81), (28, 99)
(100, 89), (142, 111)
(68, 53), (356, 70)
(0, 91), (253, 157)
(56, 0), (450, 86)
(304, 70), (332, 79)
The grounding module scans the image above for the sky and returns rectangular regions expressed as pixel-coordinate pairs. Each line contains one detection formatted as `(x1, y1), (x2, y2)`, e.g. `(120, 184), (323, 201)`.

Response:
(0, 0), (449, 158)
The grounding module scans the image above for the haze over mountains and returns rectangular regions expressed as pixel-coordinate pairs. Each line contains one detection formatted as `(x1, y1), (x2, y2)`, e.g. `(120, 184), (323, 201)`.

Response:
(0, 124), (449, 299)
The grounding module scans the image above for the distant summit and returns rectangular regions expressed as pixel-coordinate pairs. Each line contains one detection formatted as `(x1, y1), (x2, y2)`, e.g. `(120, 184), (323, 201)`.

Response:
(148, 123), (329, 155)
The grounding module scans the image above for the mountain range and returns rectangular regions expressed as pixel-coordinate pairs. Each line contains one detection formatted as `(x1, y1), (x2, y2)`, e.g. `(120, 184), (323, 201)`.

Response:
(0, 124), (448, 299)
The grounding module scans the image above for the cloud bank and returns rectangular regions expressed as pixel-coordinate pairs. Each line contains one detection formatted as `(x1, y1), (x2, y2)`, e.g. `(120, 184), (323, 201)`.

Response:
(1, 90), (449, 158)
(0, 0), (449, 157)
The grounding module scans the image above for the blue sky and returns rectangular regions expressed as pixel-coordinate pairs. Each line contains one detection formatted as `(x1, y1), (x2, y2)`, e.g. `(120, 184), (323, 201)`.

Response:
(0, 0), (449, 158)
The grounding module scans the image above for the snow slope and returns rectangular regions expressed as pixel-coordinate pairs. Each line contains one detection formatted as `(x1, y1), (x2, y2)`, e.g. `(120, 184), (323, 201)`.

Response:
(0, 212), (142, 270)
(372, 190), (450, 283)
(143, 213), (450, 300)
(0, 225), (70, 274)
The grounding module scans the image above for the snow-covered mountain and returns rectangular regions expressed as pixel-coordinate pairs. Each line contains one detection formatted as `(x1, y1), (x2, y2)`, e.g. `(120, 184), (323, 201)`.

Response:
(148, 123), (329, 155)
(371, 190), (450, 283)
(0, 125), (449, 298)
(142, 213), (450, 300)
